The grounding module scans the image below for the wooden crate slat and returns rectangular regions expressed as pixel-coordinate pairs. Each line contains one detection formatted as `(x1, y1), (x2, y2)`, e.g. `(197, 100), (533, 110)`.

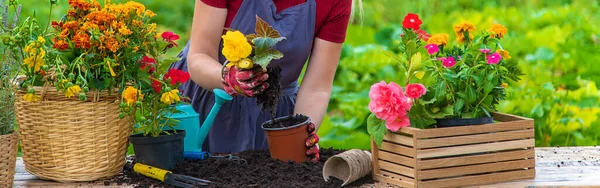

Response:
(418, 149), (535, 169)
(381, 141), (415, 157)
(378, 160), (415, 178)
(374, 174), (415, 188)
(396, 127), (418, 136)
(416, 129), (534, 149)
(417, 139), (534, 159)
(418, 159), (535, 180)
(492, 112), (533, 122)
(385, 133), (414, 147)
(418, 169), (535, 188)
(416, 121), (533, 139)
(379, 150), (415, 167)
(371, 140), (381, 174)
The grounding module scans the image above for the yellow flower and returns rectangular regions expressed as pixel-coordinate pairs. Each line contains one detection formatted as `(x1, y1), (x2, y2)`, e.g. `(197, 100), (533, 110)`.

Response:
(119, 25), (133, 36)
(37, 36), (46, 43)
(237, 58), (254, 69)
(65, 85), (82, 98)
(497, 49), (511, 59)
(160, 89), (181, 104)
(453, 22), (476, 35)
(456, 33), (474, 44)
(501, 83), (508, 88)
(488, 23), (508, 39)
(122, 86), (143, 105)
(427, 33), (449, 46)
(106, 60), (116, 77)
(22, 93), (40, 102)
(144, 10), (156, 17)
(221, 30), (252, 62)
(147, 23), (157, 33)
(133, 46), (139, 52)
(415, 71), (425, 80)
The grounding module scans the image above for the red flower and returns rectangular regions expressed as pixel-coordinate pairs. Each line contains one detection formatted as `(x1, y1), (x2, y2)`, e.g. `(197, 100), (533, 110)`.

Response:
(51, 21), (63, 28)
(415, 29), (431, 41)
(164, 69), (190, 85)
(152, 80), (162, 93)
(139, 56), (156, 73)
(402, 13), (422, 30)
(161, 31), (180, 47)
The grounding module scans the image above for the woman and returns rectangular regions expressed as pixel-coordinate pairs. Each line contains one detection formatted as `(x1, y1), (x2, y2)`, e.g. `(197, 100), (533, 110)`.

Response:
(170, 0), (358, 162)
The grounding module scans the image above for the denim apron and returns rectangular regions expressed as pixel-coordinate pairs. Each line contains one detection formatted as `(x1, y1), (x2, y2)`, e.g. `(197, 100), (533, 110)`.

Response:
(170, 0), (316, 153)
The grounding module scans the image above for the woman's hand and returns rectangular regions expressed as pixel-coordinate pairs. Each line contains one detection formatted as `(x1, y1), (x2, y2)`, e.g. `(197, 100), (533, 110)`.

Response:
(221, 65), (269, 97)
(306, 122), (320, 163)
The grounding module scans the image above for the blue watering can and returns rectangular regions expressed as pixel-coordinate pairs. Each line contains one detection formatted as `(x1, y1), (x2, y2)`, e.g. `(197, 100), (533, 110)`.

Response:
(168, 89), (232, 159)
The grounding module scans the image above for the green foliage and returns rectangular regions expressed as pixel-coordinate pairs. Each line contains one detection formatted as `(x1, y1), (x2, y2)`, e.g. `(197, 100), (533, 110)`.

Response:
(0, 88), (15, 135)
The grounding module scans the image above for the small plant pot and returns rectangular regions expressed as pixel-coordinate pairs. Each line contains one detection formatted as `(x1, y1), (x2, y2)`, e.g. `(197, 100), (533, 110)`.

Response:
(129, 130), (186, 170)
(435, 116), (493, 128)
(261, 114), (310, 163)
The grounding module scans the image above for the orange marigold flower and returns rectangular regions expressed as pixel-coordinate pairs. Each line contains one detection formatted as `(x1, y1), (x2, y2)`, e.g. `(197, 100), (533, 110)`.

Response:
(456, 33), (474, 44)
(119, 25), (133, 36)
(68, 0), (92, 11)
(427, 33), (449, 46)
(105, 37), (119, 53)
(125, 1), (146, 16)
(67, 9), (77, 18)
(133, 46), (139, 52)
(488, 23), (508, 39)
(53, 39), (69, 50)
(132, 20), (143, 27)
(59, 29), (70, 39)
(453, 22), (476, 35)
(72, 33), (91, 49)
(64, 21), (79, 31)
(497, 49), (511, 59)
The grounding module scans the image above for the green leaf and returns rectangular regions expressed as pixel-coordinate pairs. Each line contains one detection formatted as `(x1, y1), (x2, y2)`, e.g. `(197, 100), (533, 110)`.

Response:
(472, 75), (483, 85)
(454, 98), (465, 113)
(253, 37), (286, 55)
(254, 16), (281, 38)
(252, 49), (284, 69)
(483, 95), (493, 105)
(435, 81), (447, 100)
(408, 105), (436, 129)
(367, 113), (387, 148)
(480, 106), (492, 117)
(466, 86), (477, 104)
(409, 52), (422, 70)
(484, 82), (494, 94)
(456, 92), (467, 99)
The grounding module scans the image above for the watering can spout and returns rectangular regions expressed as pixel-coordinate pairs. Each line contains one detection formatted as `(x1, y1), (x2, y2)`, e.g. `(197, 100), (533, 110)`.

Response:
(196, 89), (233, 149)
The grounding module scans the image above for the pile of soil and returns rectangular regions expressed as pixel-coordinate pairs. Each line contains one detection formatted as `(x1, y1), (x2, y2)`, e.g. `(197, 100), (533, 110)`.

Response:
(103, 148), (374, 188)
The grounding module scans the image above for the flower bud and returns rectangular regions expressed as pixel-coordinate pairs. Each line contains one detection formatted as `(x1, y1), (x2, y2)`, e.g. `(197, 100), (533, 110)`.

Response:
(139, 116), (146, 122)
(65, 82), (73, 88)
(83, 86), (89, 93)
(27, 88), (35, 94)
(119, 113), (126, 119)
(79, 93), (87, 101)
(68, 73), (75, 79)
(135, 101), (142, 106)
(119, 102), (126, 108)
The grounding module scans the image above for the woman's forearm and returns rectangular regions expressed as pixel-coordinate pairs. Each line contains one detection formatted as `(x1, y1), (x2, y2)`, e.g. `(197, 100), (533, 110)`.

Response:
(294, 88), (332, 130)
(186, 53), (224, 91)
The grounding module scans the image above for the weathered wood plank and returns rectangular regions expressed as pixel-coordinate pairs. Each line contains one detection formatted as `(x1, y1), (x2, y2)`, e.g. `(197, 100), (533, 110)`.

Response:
(384, 133), (414, 147)
(378, 150), (415, 167)
(416, 129), (534, 149)
(417, 149), (535, 169)
(416, 121), (533, 139)
(381, 141), (415, 157)
(373, 174), (414, 188)
(419, 169), (535, 188)
(417, 139), (534, 159)
(378, 160), (415, 178)
(418, 159), (535, 180)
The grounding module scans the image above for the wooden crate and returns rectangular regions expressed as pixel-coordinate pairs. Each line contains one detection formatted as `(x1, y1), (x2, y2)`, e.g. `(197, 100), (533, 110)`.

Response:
(371, 112), (535, 188)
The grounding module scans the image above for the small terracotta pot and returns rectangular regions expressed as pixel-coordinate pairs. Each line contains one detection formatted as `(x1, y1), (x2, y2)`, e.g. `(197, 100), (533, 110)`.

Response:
(261, 115), (310, 163)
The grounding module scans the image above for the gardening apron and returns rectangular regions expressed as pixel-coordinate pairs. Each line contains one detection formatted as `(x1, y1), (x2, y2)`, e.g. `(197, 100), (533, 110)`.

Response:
(170, 0), (316, 153)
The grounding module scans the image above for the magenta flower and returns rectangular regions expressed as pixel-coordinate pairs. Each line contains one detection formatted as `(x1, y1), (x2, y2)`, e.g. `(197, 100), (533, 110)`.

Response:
(439, 57), (456, 68)
(487, 52), (502, 64)
(368, 81), (413, 131)
(424, 44), (439, 55)
(479, 48), (491, 54)
(405, 83), (427, 99)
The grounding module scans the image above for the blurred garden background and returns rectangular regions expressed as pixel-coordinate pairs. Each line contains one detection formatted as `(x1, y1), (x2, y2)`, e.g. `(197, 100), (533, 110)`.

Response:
(21, 0), (600, 149)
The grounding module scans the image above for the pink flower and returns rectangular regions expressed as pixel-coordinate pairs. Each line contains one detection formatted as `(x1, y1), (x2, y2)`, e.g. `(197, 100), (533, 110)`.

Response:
(405, 83), (427, 99)
(479, 48), (491, 54)
(368, 81), (413, 131)
(487, 52), (502, 64)
(440, 57), (456, 68)
(415, 29), (431, 41)
(424, 44), (439, 55)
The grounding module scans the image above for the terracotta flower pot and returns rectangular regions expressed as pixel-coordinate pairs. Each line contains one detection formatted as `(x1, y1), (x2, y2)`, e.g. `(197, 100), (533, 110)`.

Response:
(261, 115), (310, 163)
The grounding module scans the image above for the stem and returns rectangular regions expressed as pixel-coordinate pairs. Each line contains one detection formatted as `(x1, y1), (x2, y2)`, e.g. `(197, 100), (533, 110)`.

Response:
(43, 4), (54, 35)
(435, 63), (456, 103)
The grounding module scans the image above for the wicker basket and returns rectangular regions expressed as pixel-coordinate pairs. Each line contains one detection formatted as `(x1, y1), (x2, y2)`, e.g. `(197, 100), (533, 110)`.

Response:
(15, 86), (133, 182)
(0, 132), (18, 187)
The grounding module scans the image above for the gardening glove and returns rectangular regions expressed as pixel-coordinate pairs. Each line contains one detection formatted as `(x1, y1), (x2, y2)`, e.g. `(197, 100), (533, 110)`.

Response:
(306, 122), (320, 163)
(221, 64), (269, 97)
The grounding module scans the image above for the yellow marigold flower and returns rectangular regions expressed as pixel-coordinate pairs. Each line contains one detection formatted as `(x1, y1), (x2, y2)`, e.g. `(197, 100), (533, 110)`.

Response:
(122, 86), (143, 105)
(147, 23), (157, 33)
(497, 49), (511, 59)
(161, 89), (181, 104)
(106, 60), (116, 77)
(144, 10), (156, 17)
(65, 85), (82, 98)
(453, 22), (476, 35)
(237, 58), (254, 69)
(456, 33), (474, 44)
(132, 20), (143, 27)
(501, 83), (508, 88)
(22, 93), (40, 102)
(427, 33), (449, 46)
(119, 25), (133, 36)
(488, 23), (508, 39)
(133, 46), (139, 52)
(222, 30), (252, 62)
(37, 36), (46, 43)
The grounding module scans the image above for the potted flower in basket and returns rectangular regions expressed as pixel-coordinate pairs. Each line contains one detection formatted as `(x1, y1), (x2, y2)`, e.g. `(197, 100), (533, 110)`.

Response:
(124, 31), (191, 171)
(0, 2), (21, 186)
(367, 13), (524, 147)
(14, 0), (176, 182)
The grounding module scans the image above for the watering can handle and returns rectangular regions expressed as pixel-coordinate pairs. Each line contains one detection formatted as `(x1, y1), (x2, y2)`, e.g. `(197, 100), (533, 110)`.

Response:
(196, 89), (233, 148)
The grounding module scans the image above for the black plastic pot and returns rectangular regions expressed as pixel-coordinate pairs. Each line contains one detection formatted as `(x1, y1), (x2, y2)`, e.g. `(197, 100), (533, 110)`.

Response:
(435, 116), (493, 128)
(129, 130), (186, 170)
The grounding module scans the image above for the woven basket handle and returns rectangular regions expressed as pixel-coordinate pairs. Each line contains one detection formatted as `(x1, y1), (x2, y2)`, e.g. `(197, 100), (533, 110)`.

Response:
(40, 82), (51, 100)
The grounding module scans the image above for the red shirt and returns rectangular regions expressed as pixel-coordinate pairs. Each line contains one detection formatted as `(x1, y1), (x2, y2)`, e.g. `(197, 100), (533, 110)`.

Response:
(201, 0), (352, 43)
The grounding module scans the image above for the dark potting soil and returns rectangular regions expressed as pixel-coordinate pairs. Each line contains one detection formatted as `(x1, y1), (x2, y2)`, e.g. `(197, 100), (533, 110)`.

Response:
(102, 148), (374, 188)
(262, 114), (309, 129)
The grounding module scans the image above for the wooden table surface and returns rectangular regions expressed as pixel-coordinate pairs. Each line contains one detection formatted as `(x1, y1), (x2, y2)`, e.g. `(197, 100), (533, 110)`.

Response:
(13, 147), (600, 188)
